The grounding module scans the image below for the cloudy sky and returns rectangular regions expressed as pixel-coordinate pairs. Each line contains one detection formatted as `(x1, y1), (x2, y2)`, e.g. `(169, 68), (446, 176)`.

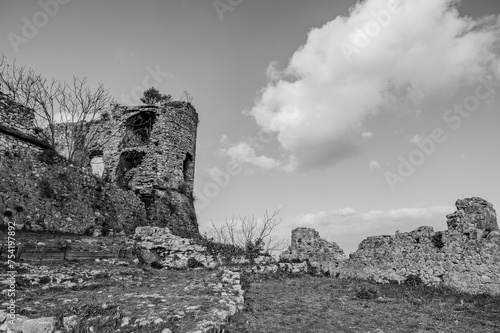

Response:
(1, 0), (499, 254)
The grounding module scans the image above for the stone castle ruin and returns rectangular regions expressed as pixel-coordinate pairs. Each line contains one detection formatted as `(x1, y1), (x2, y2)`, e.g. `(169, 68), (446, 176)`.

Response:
(280, 197), (500, 295)
(0, 91), (199, 237)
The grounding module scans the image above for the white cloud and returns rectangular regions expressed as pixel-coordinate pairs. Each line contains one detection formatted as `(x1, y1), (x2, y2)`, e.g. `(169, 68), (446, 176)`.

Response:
(266, 61), (281, 81)
(362, 131), (374, 140)
(369, 160), (381, 171)
(293, 205), (455, 253)
(220, 134), (229, 144)
(223, 142), (280, 170)
(409, 134), (422, 144)
(299, 206), (455, 232)
(250, 0), (500, 172)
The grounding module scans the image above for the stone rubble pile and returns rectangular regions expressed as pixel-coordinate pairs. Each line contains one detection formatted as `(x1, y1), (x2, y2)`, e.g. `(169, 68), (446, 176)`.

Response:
(0, 265), (245, 333)
(133, 226), (219, 268)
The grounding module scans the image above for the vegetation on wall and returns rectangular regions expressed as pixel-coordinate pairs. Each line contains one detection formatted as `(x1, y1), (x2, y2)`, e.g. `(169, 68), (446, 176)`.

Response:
(0, 147), (148, 234)
(0, 56), (116, 167)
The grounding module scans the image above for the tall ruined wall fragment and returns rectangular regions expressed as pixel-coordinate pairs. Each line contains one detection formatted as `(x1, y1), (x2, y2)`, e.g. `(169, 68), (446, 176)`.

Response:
(85, 102), (200, 238)
(280, 227), (346, 272)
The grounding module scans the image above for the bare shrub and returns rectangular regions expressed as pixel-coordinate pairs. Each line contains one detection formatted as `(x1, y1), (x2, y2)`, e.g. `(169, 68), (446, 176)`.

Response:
(207, 209), (288, 257)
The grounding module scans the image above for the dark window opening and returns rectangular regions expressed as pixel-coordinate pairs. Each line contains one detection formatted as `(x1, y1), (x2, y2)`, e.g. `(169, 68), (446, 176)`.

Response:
(122, 111), (156, 148)
(116, 151), (146, 189)
(183, 153), (193, 182)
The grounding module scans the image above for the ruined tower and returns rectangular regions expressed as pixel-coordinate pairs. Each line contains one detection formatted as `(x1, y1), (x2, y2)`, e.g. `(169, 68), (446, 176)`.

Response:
(94, 101), (199, 237)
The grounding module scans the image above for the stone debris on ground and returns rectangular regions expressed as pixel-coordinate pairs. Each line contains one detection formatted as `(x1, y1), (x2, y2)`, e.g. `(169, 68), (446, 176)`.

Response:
(1, 198), (499, 332)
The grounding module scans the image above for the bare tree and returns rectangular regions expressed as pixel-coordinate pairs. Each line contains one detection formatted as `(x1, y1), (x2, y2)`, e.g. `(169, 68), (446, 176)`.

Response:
(0, 56), (116, 168)
(0, 56), (60, 145)
(209, 209), (288, 255)
(55, 77), (115, 166)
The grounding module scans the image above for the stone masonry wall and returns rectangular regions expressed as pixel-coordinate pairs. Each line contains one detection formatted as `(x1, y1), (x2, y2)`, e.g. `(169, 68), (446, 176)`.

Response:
(52, 102), (199, 238)
(1, 92), (148, 234)
(105, 102), (199, 238)
(281, 198), (500, 295)
(280, 227), (346, 273)
(0, 91), (49, 157)
(0, 91), (38, 137)
(1, 90), (199, 237)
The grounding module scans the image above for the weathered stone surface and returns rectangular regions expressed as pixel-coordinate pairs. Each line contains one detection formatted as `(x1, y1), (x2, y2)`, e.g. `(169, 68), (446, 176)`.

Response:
(1, 91), (199, 237)
(94, 103), (199, 238)
(134, 226), (216, 269)
(0, 154), (148, 234)
(447, 197), (498, 233)
(275, 198), (500, 295)
(279, 227), (346, 274)
(334, 198), (500, 295)
(21, 317), (56, 333)
(0, 311), (29, 332)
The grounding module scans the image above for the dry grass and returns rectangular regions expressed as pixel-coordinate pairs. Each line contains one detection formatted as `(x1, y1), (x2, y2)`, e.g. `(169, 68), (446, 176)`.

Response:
(223, 272), (500, 333)
(3, 230), (500, 332)
(0, 261), (225, 332)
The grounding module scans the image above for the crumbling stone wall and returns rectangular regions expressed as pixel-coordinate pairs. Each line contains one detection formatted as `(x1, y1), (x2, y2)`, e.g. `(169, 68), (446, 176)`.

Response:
(1, 92), (148, 234)
(0, 149), (148, 234)
(2, 90), (199, 238)
(99, 102), (199, 238)
(0, 91), (49, 157)
(51, 102), (199, 238)
(280, 227), (346, 273)
(281, 198), (500, 295)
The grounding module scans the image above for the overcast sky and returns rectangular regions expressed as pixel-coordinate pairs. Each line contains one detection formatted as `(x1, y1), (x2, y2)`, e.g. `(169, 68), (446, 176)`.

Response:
(1, 0), (499, 254)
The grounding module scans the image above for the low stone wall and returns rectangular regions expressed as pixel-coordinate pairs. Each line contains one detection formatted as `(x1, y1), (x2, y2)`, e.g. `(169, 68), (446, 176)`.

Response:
(280, 198), (500, 295)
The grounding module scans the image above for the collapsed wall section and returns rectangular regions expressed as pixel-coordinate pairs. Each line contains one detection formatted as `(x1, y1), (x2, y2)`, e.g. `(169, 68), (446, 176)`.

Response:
(280, 197), (500, 295)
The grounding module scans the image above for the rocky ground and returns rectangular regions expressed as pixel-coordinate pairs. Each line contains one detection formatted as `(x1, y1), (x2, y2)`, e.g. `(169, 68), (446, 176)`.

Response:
(0, 231), (244, 333)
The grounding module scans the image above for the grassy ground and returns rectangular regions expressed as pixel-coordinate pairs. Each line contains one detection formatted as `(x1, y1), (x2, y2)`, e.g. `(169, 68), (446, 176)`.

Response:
(223, 272), (500, 333)
(0, 260), (228, 332)
(2, 230), (500, 332)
